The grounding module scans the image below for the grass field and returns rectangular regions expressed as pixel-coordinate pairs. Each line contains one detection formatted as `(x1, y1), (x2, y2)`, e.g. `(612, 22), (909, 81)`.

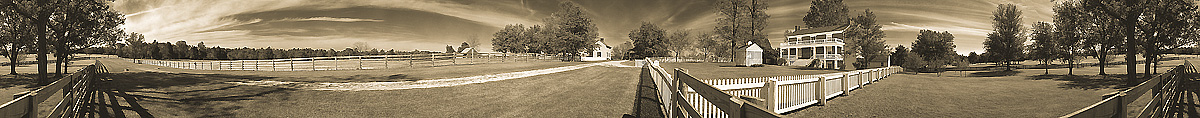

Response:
(777, 56), (1196, 117)
(102, 64), (639, 117)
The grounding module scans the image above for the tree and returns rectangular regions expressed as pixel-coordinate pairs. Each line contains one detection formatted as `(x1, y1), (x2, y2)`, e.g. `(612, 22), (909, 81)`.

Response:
(846, 9), (887, 68)
(491, 24), (526, 53)
(911, 30), (956, 71)
(983, 4), (1026, 71)
(612, 40), (634, 60)
(1, 10), (31, 75)
(892, 45), (909, 66)
(544, 2), (599, 60)
(665, 30), (692, 57)
(803, 0), (849, 28)
(715, 0), (773, 63)
(967, 52), (979, 64)
(352, 42), (371, 51)
(1070, 0), (1122, 75)
(1140, 0), (1197, 75)
(1028, 22), (1059, 75)
(629, 22), (668, 58)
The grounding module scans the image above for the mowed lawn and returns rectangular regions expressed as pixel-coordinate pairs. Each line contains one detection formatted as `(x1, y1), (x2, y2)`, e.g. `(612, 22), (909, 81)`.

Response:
(91, 58), (640, 117)
(781, 57), (1196, 117)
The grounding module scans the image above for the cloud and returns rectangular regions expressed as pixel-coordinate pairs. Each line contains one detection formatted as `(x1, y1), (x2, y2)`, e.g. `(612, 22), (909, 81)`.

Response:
(279, 17), (384, 22)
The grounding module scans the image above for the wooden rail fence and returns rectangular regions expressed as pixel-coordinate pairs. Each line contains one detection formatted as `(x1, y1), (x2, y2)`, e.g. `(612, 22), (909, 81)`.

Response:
(1062, 60), (1197, 118)
(125, 53), (558, 71)
(0, 60), (108, 118)
(640, 60), (902, 118)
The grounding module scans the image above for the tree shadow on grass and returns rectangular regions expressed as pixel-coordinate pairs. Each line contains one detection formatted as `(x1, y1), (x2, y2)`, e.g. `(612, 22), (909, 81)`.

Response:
(1028, 74), (1146, 90)
(969, 70), (1022, 77)
(99, 72), (295, 117)
(0, 74), (35, 88)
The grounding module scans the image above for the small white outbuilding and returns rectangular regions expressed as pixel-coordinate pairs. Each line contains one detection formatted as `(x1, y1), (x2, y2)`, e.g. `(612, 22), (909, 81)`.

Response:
(734, 41), (763, 66)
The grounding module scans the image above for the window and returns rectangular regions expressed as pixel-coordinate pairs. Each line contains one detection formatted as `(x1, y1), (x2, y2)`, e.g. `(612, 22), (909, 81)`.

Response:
(596, 52), (602, 57)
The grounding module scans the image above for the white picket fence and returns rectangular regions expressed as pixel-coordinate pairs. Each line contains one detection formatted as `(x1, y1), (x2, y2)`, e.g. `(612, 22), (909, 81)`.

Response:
(644, 60), (901, 118)
(646, 57), (732, 63)
(124, 53), (558, 71)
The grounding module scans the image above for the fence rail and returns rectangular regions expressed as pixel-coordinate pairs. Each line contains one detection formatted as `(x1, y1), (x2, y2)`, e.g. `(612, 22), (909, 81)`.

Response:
(1062, 60), (1196, 118)
(640, 60), (902, 118)
(0, 60), (107, 118)
(125, 53), (558, 71)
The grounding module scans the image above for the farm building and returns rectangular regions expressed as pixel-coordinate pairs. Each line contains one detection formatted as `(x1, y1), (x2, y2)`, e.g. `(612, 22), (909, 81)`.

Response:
(779, 24), (851, 69)
(734, 41), (764, 66)
(581, 38), (613, 61)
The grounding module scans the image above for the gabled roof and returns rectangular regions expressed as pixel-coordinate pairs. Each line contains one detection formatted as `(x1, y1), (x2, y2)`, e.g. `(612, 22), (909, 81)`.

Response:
(786, 24), (851, 36)
(737, 41), (763, 51)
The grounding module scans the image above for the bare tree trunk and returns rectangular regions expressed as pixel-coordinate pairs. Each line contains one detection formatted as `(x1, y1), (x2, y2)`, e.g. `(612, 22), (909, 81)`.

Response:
(35, 1), (49, 85)
(9, 47), (19, 75)
(1099, 46), (1107, 75)
(1123, 0), (1140, 86)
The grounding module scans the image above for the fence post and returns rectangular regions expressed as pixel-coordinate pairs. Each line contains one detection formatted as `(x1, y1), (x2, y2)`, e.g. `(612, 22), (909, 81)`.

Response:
(24, 92), (36, 118)
(842, 73), (850, 96)
(409, 55), (414, 68)
(817, 76), (827, 105)
(761, 78), (777, 113)
(312, 59), (317, 71)
(358, 56), (363, 70)
(384, 56), (389, 69)
(333, 57), (339, 70)
(1115, 92), (1127, 118)
(290, 60), (295, 71)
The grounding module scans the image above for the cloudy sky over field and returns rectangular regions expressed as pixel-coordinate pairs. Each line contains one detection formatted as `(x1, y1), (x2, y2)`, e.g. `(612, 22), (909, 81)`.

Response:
(113, 0), (1057, 54)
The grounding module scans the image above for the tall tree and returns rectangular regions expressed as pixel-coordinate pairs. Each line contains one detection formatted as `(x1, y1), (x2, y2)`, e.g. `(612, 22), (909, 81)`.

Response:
(715, 0), (772, 63)
(544, 2), (599, 60)
(803, 0), (849, 28)
(912, 30), (956, 71)
(1080, 0), (1145, 84)
(846, 9), (887, 68)
(1140, 0), (1197, 75)
(491, 24), (525, 53)
(983, 4), (1026, 71)
(1028, 22), (1059, 75)
(628, 22), (668, 58)
(891, 45), (909, 66)
(665, 30), (692, 57)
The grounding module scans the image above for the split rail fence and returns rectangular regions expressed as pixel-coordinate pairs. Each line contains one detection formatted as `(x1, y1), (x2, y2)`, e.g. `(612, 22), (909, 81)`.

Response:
(640, 60), (902, 118)
(1062, 60), (1197, 118)
(0, 60), (108, 118)
(125, 53), (558, 71)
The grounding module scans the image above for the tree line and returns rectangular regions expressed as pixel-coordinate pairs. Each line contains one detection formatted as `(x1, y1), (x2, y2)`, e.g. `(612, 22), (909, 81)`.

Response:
(83, 34), (432, 60)
(887, 0), (1199, 85)
(490, 2), (598, 61)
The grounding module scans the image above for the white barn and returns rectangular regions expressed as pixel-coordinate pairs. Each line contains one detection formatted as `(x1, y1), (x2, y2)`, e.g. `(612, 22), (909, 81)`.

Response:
(581, 38), (612, 61)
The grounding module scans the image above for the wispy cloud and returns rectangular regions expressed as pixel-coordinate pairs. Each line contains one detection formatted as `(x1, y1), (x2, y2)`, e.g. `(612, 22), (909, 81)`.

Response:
(280, 17), (384, 22)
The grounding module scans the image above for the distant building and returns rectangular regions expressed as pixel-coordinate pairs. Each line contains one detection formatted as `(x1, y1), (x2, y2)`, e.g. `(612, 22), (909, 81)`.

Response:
(779, 24), (850, 69)
(581, 38), (612, 61)
(734, 41), (764, 66)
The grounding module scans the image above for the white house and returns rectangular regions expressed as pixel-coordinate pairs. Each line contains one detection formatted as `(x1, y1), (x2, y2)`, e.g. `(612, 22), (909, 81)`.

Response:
(779, 24), (850, 69)
(581, 38), (612, 61)
(734, 41), (764, 66)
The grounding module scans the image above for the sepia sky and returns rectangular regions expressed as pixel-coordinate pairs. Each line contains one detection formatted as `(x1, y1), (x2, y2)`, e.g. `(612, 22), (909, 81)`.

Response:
(112, 0), (1058, 54)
